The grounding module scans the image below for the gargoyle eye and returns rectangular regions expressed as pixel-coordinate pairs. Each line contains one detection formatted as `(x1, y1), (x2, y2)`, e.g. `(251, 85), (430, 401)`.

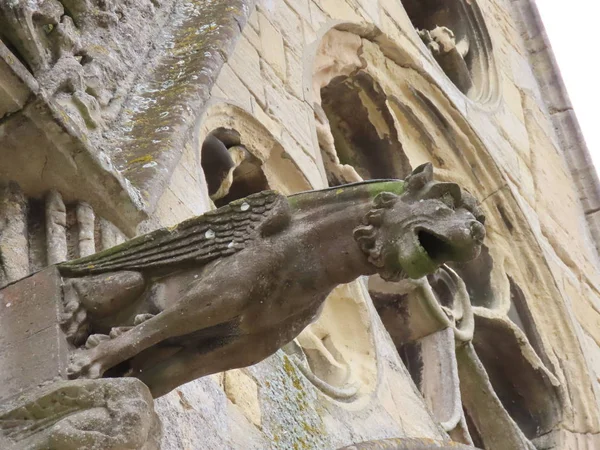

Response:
(441, 192), (456, 209)
(477, 214), (486, 225)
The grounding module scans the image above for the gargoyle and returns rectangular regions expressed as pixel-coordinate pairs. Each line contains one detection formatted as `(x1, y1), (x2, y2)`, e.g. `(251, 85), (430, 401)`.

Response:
(59, 163), (485, 397)
(418, 26), (473, 94)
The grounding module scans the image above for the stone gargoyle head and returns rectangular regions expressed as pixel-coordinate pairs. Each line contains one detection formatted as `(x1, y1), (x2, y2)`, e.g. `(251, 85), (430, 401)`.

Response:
(354, 163), (486, 281)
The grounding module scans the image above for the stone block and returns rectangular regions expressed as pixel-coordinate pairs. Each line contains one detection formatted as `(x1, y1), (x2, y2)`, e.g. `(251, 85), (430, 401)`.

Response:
(280, 130), (325, 189)
(258, 12), (287, 81)
(0, 183), (29, 286)
(0, 378), (160, 450)
(309, 1), (328, 28)
(264, 64), (314, 153)
(303, 18), (318, 46)
(251, 97), (283, 141)
(243, 20), (262, 52)
(318, 0), (362, 22)
(285, 47), (305, 100)
(510, 48), (538, 92)
(284, 0), (311, 23)
(166, 143), (208, 217)
(0, 267), (69, 402)
(0, 41), (37, 120)
(380, 0), (410, 28)
(268, 1), (305, 57)
(501, 72), (525, 124)
(155, 187), (197, 228)
(248, 8), (259, 31)
(229, 34), (266, 107)
(215, 63), (254, 112)
(223, 369), (262, 427)
(496, 102), (530, 159)
(355, 0), (380, 25)
(211, 84), (227, 99)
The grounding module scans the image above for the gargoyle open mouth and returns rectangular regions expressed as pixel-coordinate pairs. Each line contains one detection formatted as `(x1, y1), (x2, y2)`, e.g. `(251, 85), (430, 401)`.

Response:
(416, 229), (454, 262)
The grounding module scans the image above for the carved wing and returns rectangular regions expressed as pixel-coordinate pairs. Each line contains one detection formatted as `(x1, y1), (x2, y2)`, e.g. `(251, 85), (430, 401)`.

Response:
(58, 191), (290, 275)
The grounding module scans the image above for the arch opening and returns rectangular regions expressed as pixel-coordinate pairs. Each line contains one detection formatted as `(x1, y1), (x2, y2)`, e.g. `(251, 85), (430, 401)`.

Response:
(318, 71), (412, 185)
(401, 0), (498, 102)
(200, 127), (269, 207)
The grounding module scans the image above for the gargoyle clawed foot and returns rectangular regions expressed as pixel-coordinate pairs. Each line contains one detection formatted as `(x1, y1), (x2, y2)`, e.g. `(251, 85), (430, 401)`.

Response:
(70, 313), (157, 378)
(68, 349), (104, 379)
(134, 313), (155, 325)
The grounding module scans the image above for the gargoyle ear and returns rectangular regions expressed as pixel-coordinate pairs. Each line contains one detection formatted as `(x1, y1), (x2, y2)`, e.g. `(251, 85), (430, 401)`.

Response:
(405, 163), (433, 192)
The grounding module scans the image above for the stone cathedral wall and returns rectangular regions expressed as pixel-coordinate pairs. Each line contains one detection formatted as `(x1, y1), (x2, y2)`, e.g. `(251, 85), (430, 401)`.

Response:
(1, 0), (600, 449)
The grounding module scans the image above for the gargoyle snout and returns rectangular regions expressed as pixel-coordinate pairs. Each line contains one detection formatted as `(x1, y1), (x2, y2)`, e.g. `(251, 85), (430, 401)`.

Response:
(470, 221), (485, 243)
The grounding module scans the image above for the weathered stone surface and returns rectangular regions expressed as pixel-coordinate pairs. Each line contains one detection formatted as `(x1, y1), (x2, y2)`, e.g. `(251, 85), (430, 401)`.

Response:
(0, 378), (159, 450)
(223, 369), (262, 427)
(0, 267), (67, 402)
(0, 40), (38, 120)
(108, 0), (256, 212)
(258, 12), (287, 80)
(0, 183), (29, 287)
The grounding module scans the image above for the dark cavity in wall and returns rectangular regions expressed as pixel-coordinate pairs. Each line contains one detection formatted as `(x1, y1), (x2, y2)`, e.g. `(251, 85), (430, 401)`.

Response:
(401, 0), (498, 103)
(201, 127), (269, 207)
(472, 313), (561, 439)
(449, 245), (495, 308)
(506, 276), (554, 371)
(320, 71), (411, 185)
(27, 198), (46, 272)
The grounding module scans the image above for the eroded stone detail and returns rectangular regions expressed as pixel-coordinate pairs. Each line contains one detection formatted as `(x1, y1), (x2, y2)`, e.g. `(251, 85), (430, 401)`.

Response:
(0, 378), (160, 450)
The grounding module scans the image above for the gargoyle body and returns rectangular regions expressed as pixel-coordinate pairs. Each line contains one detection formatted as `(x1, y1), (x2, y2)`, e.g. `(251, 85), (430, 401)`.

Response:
(59, 163), (485, 397)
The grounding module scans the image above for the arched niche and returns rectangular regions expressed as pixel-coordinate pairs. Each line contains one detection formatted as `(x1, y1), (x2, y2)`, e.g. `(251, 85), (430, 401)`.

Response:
(320, 71), (412, 184)
(401, 0), (499, 103)
(197, 102), (312, 206)
(309, 23), (565, 445)
(200, 127), (270, 207)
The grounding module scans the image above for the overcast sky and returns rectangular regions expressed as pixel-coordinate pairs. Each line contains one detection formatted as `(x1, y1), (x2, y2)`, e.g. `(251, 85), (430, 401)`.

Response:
(535, 2), (600, 169)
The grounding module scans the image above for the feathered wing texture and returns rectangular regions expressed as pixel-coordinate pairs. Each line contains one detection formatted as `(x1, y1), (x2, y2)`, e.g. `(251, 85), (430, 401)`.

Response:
(58, 191), (290, 275)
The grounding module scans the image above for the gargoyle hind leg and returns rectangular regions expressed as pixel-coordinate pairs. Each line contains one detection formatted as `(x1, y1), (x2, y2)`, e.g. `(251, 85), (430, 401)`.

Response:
(138, 332), (278, 398)
(69, 282), (247, 379)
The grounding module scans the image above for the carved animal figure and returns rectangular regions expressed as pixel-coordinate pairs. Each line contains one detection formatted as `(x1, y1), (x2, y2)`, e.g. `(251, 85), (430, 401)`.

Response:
(59, 163), (485, 397)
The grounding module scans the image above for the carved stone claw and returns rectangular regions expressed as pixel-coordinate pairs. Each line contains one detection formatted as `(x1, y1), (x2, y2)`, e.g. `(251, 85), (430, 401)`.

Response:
(109, 326), (133, 339)
(85, 333), (110, 349)
(134, 313), (155, 325)
(68, 351), (103, 379)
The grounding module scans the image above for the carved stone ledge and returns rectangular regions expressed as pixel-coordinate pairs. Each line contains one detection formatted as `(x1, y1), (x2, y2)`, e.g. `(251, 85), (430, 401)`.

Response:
(0, 0), (257, 226)
(0, 62), (145, 235)
(0, 378), (160, 450)
(0, 267), (68, 403)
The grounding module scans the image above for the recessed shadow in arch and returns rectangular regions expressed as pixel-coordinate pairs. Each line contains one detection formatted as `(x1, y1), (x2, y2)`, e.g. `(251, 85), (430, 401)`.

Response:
(471, 314), (561, 439)
(320, 71), (412, 185)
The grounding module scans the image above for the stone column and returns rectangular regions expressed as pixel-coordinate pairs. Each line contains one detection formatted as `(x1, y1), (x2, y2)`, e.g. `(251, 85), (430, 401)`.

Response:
(45, 190), (67, 265)
(0, 182), (28, 287)
(76, 202), (95, 257)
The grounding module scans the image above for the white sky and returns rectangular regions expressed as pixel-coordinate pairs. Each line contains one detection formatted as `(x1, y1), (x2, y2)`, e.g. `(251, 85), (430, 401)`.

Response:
(535, 1), (600, 170)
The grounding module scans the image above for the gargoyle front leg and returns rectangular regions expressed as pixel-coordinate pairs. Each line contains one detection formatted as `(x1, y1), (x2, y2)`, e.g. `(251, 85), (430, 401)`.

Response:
(69, 281), (247, 379)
